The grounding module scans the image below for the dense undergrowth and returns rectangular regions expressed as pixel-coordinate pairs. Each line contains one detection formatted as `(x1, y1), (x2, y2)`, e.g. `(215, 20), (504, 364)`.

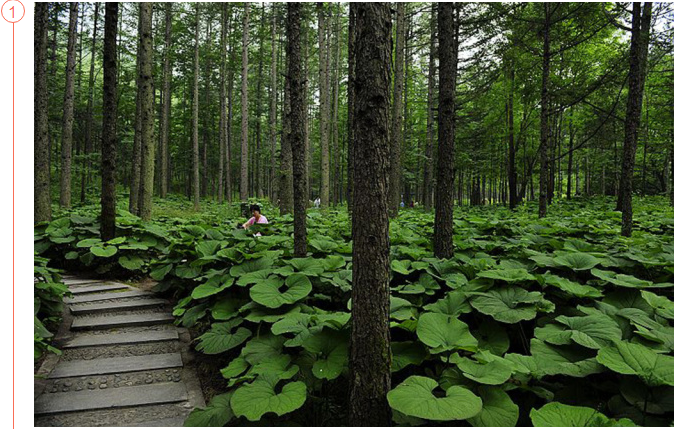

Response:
(34, 196), (674, 426)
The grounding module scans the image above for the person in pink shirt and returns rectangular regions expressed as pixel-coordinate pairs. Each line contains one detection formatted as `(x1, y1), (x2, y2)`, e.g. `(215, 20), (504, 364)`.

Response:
(242, 204), (268, 235)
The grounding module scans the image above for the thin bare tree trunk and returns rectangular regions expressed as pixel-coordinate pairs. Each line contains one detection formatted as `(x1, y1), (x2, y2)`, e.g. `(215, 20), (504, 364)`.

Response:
(192, 3), (200, 210)
(137, 2), (155, 220)
(218, 3), (229, 204)
(423, 4), (437, 211)
(241, 3), (250, 201)
(81, 3), (99, 203)
(268, 3), (278, 203)
(159, 2), (172, 199)
(389, 1), (405, 216)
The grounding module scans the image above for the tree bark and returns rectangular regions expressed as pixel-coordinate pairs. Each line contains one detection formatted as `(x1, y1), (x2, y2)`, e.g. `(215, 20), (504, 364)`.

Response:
(318, 2), (330, 207)
(620, 2), (652, 237)
(241, 3), (250, 201)
(81, 2), (99, 203)
(130, 9), (142, 215)
(279, 55), (293, 215)
(349, 4), (392, 426)
(506, 59), (518, 209)
(226, 37), (234, 202)
(422, 4), (437, 211)
(202, 18), (212, 198)
(218, 3), (230, 204)
(35, 2), (52, 222)
(192, 3), (201, 210)
(346, 5), (355, 213)
(60, 2), (78, 208)
(269, 3), (278, 203)
(254, 4), (265, 198)
(137, 2), (155, 220)
(434, 3), (458, 259)
(331, 4), (342, 205)
(389, 1), (405, 216)
(160, 2), (172, 199)
(538, 3), (551, 218)
(288, 3), (307, 256)
(101, 2), (119, 241)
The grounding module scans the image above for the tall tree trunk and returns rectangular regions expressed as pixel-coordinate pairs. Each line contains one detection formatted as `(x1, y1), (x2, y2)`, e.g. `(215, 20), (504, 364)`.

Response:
(506, 59), (517, 209)
(279, 56), (293, 215)
(137, 2), (155, 220)
(287, 3), (307, 256)
(101, 2), (119, 240)
(160, 2), (172, 199)
(130, 12), (142, 215)
(538, 3), (550, 218)
(434, 3), (458, 259)
(81, 2), (99, 203)
(349, 4), (392, 426)
(192, 3), (201, 210)
(218, 3), (230, 204)
(331, 4), (342, 205)
(269, 3), (278, 203)
(318, 2), (330, 207)
(389, 1), (405, 216)
(226, 37), (234, 202)
(566, 116), (575, 199)
(423, 4), (437, 211)
(254, 4), (265, 198)
(620, 2), (652, 237)
(641, 93), (649, 194)
(60, 2), (78, 208)
(346, 5), (355, 213)
(241, 3), (250, 201)
(35, 3), (52, 222)
(202, 18), (212, 199)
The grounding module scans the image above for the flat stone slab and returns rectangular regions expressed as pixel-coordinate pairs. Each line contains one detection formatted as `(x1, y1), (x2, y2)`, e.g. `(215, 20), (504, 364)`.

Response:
(71, 313), (174, 330)
(63, 329), (179, 348)
(48, 352), (183, 379)
(34, 382), (187, 415)
(65, 290), (153, 304)
(126, 417), (187, 427)
(62, 278), (101, 285)
(68, 284), (130, 294)
(69, 298), (169, 315)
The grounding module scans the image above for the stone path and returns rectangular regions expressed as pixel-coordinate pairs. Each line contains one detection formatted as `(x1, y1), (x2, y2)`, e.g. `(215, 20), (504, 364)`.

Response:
(34, 275), (205, 427)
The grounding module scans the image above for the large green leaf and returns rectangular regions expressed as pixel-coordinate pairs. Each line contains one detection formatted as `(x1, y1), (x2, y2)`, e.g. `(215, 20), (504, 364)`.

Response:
(241, 335), (286, 365)
(453, 354), (513, 385)
(591, 268), (655, 289)
(470, 287), (553, 324)
(641, 290), (674, 319)
(597, 341), (674, 386)
(416, 312), (478, 354)
(196, 240), (221, 258)
(184, 392), (234, 427)
(530, 339), (604, 378)
(552, 253), (601, 271)
(391, 341), (427, 372)
(118, 255), (144, 271)
(535, 314), (622, 350)
(301, 330), (348, 380)
(249, 274), (312, 309)
(477, 268), (535, 282)
(90, 245), (117, 258)
(387, 376), (482, 421)
(192, 275), (234, 299)
(230, 373), (307, 421)
(196, 318), (252, 354)
(230, 257), (275, 277)
(423, 292), (472, 317)
(530, 402), (637, 427)
(541, 273), (602, 298)
(286, 258), (325, 276)
(390, 297), (415, 321)
(467, 387), (519, 427)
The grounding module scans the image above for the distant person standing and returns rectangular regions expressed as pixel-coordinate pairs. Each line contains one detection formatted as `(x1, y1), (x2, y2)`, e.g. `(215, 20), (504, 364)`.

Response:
(314, 197), (321, 208)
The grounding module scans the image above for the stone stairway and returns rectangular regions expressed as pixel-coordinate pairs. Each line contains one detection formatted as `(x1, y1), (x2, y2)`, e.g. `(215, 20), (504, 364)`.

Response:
(34, 275), (205, 427)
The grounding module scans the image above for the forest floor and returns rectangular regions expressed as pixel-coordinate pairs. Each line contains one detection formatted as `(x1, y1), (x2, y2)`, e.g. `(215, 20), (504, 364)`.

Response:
(34, 274), (205, 427)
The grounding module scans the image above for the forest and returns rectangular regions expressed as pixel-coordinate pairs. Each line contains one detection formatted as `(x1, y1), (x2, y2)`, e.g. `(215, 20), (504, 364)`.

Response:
(33, 2), (673, 427)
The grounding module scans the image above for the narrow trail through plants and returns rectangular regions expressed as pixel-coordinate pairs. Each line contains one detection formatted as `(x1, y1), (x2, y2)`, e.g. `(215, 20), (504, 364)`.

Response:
(34, 274), (205, 427)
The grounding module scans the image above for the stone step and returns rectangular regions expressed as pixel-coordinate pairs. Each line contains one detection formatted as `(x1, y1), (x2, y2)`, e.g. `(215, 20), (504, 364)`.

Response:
(65, 290), (153, 304)
(62, 278), (101, 285)
(69, 298), (169, 315)
(71, 313), (174, 330)
(34, 382), (188, 415)
(68, 284), (130, 294)
(48, 352), (183, 379)
(63, 329), (179, 348)
(126, 416), (187, 427)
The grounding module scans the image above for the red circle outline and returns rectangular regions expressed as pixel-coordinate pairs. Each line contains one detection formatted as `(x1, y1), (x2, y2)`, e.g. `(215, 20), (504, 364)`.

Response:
(2, 0), (25, 24)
